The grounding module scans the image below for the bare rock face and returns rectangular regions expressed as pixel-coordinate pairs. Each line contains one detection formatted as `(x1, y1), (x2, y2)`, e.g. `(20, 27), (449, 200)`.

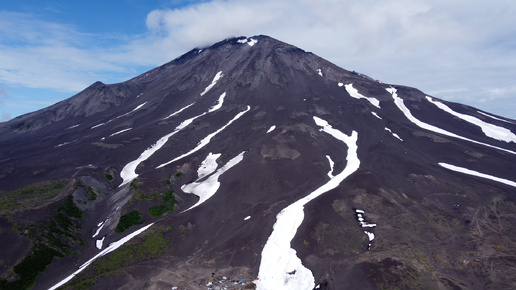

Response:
(1, 35), (516, 290)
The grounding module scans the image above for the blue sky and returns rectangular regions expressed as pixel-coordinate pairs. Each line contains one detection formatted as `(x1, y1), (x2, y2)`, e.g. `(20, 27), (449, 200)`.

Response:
(1, 0), (516, 121)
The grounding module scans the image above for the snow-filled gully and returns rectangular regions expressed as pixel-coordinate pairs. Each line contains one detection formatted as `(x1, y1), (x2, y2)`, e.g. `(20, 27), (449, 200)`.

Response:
(343, 83), (381, 108)
(387, 87), (516, 156)
(156, 105), (250, 168)
(439, 163), (516, 188)
(255, 116), (360, 290)
(426, 96), (516, 143)
(119, 93), (226, 187)
(49, 223), (154, 290)
(181, 151), (246, 212)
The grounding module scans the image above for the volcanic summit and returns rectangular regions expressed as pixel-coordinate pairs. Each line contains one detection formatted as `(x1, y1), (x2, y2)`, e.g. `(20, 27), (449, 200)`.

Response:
(1, 35), (516, 290)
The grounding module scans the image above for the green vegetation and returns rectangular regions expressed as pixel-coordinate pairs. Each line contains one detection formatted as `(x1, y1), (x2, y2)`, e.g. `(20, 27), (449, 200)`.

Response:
(104, 173), (114, 181)
(0, 245), (61, 290)
(129, 180), (138, 191)
(0, 195), (84, 289)
(0, 179), (69, 216)
(174, 171), (183, 178)
(148, 190), (177, 217)
(312, 222), (365, 253)
(64, 227), (171, 289)
(115, 210), (143, 233)
(86, 187), (97, 201)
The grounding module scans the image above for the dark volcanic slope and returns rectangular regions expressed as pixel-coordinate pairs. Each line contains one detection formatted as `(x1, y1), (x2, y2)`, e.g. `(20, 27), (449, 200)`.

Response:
(1, 35), (516, 290)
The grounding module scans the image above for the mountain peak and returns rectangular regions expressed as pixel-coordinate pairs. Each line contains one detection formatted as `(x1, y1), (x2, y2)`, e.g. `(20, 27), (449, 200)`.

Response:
(1, 36), (516, 290)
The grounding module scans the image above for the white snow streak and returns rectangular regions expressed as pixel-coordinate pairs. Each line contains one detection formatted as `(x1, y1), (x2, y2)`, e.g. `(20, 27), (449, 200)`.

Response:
(163, 103), (195, 119)
(92, 220), (107, 238)
(66, 124), (79, 130)
(326, 155), (335, 178)
(90, 102), (147, 129)
(91, 123), (104, 129)
(427, 97), (516, 143)
(371, 112), (382, 119)
(119, 93), (226, 187)
(109, 128), (132, 137)
(255, 116), (359, 290)
(385, 127), (403, 141)
(267, 125), (276, 133)
(439, 163), (516, 188)
(477, 111), (515, 124)
(200, 71), (223, 96)
(157, 105), (250, 168)
(55, 140), (75, 148)
(387, 87), (516, 155)
(244, 216), (251, 221)
(181, 151), (245, 212)
(344, 84), (380, 108)
(49, 223), (154, 290)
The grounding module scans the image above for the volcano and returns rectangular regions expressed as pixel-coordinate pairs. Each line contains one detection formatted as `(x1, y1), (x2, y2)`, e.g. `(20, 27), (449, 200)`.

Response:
(1, 35), (516, 290)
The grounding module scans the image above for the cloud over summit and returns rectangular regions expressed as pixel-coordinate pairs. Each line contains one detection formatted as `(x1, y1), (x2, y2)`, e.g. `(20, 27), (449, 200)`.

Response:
(1, 0), (515, 119)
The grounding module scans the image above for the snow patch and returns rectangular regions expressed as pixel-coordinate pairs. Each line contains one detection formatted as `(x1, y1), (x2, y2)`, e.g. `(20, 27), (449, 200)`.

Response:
(338, 82), (344, 87)
(439, 163), (516, 188)
(244, 216), (251, 221)
(120, 95), (226, 187)
(49, 223), (154, 290)
(385, 127), (403, 141)
(55, 140), (75, 148)
(90, 102), (147, 130)
(427, 97), (516, 143)
(267, 125), (276, 133)
(92, 220), (107, 238)
(96, 237), (105, 250)
(200, 71), (223, 96)
(345, 84), (381, 108)
(197, 152), (221, 180)
(157, 105), (250, 168)
(182, 151), (246, 211)
(248, 38), (258, 46)
(164, 103), (195, 119)
(326, 155), (335, 178)
(109, 128), (132, 137)
(208, 92), (226, 112)
(387, 87), (516, 155)
(371, 112), (382, 119)
(255, 116), (359, 290)
(316, 69), (323, 77)
(355, 209), (377, 250)
(477, 111), (515, 124)
(66, 124), (79, 130)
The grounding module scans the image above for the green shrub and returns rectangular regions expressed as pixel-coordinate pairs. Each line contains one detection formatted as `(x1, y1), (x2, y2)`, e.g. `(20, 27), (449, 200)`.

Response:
(147, 191), (176, 217)
(148, 205), (170, 217)
(0, 180), (69, 216)
(104, 173), (114, 181)
(115, 210), (143, 233)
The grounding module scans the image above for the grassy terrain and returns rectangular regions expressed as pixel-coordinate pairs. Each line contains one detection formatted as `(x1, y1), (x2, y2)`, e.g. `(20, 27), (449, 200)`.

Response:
(0, 179), (69, 216)
(0, 195), (84, 289)
(148, 190), (177, 217)
(115, 210), (143, 233)
(64, 226), (171, 289)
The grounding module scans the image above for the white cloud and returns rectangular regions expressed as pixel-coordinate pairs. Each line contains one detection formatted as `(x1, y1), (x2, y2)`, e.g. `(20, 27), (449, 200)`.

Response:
(1, 0), (516, 118)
